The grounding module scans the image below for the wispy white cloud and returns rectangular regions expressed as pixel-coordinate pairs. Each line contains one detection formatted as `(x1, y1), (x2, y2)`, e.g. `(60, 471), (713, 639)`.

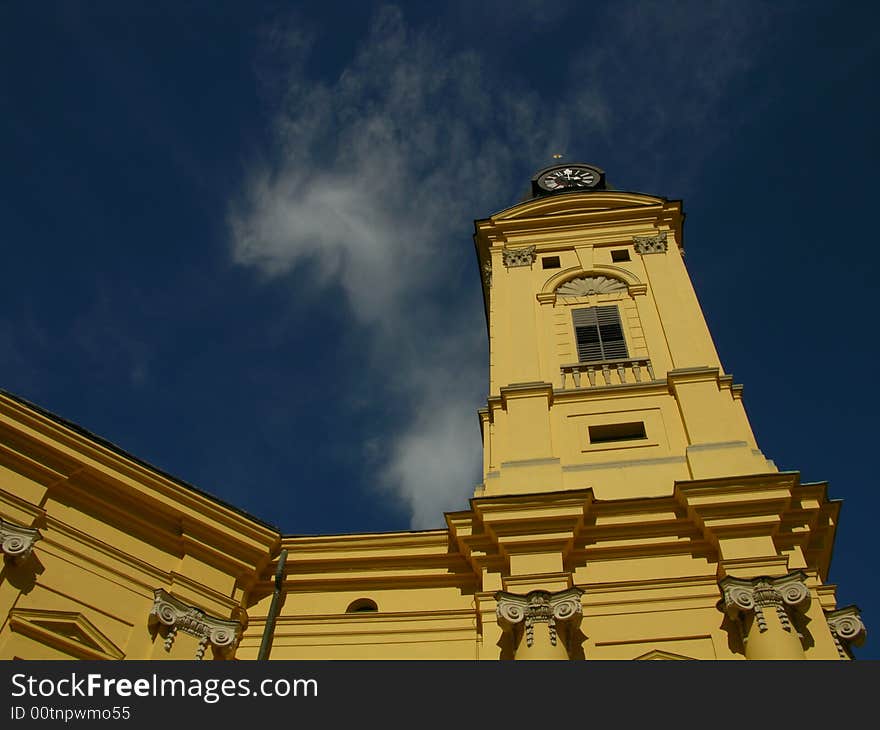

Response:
(229, 7), (561, 527)
(228, 3), (772, 527)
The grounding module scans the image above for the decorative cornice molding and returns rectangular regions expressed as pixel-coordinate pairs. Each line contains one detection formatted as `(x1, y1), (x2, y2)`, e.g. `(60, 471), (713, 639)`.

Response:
(149, 589), (241, 659)
(633, 231), (668, 254)
(0, 517), (40, 561)
(502, 246), (536, 268)
(825, 606), (866, 659)
(719, 572), (810, 633)
(0, 392), (279, 550)
(496, 588), (583, 648)
(498, 381), (554, 409)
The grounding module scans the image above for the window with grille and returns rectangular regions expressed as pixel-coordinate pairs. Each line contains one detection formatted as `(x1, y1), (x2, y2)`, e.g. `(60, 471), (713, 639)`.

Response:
(572, 306), (628, 362)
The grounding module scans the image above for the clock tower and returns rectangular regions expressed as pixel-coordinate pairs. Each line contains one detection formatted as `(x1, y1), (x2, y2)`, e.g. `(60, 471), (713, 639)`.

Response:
(474, 162), (774, 499)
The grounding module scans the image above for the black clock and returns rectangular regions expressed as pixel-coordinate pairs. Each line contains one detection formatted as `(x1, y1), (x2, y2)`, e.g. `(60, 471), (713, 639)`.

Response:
(531, 164), (605, 197)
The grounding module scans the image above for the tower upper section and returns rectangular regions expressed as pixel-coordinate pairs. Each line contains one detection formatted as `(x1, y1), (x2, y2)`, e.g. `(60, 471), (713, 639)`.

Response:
(473, 164), (775, 499)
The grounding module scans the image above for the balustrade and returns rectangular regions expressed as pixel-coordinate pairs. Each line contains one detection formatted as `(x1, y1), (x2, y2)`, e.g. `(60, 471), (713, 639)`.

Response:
(560, 358), (654, 389)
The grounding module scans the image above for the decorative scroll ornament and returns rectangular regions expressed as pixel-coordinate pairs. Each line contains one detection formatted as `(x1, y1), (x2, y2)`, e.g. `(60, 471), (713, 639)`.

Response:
(633, 231), (668, 254)
(556, 275), (627, 297)
(0, 517), (40, 561)
(825, 606), (867, 659)
(719, 572), (810, 634)
(149, 589), (241, 660)
(502, 246), (536, 268)
(496, 588), (583, 648)
(483, 258), (493, 288)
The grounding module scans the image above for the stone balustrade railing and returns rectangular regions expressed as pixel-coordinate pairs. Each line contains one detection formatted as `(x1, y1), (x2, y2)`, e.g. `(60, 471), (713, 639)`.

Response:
(560, 358), (655, 389)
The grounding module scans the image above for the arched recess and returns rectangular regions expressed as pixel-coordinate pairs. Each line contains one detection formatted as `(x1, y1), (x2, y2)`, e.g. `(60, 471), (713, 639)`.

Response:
(346, 598), (378, 613)
(537, 264), (646, 305)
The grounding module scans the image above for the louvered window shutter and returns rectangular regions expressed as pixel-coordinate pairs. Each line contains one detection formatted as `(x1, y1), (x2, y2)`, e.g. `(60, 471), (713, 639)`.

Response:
(572, 306), (628, 362)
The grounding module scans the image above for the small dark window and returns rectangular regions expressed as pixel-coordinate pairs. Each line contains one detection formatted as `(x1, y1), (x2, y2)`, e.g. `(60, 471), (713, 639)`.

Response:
(542, 256), (561, 269)
(589, 422), (647, 444)
(346, 599), (378, 613)
(611, 250), (631, 262)
(572, 306), (628, 362)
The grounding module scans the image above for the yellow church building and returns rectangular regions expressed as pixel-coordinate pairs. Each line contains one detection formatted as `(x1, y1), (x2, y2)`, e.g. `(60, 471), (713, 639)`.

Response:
(0, 163), (867, 660)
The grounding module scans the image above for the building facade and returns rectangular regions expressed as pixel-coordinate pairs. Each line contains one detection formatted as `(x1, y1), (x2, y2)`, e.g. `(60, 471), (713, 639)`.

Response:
(0, 164), (867, 660)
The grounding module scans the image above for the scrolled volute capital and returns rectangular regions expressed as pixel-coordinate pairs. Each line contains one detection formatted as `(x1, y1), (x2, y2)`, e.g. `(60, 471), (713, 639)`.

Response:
(149, 589), (241, 658)
(502, 246), (536, 268)
(496, 588), (584, 647)
(826, 606), (867, 658)
(632, 231), (668, 254)
(0, 518), (41, 561)
(550, 588), (584, 623)
(773, 572), (811, 611)
(720, 580), (755, 617)
(719, 572), (810, 633)
(496, 592), (529, 629)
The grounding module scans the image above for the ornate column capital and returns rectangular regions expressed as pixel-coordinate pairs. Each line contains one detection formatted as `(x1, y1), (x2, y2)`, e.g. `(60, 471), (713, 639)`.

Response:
(0, 517), (41, 562)
(719, 571), (810, 633)
(496, 588), (583, 648)
(633, 231), (668, 254)
(482, 259), (493, 288)
(149, 589), (241, 659)
(502, 245), (536, 268)
(826, 606), (867, 659)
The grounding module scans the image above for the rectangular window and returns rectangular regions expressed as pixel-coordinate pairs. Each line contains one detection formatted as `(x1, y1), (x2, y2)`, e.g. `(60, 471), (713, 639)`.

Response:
(542, 256), (561, 269)
(588, 422), (647, 444)
(611, 249), (631, 262)
(572, 306), (628, 362)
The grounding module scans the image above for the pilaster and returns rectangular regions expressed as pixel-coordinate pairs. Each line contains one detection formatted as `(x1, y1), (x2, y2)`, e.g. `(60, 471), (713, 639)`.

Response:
(496, 588), (584, 660)
(719, 572), (810, 659)
(149, 589), (242, 660)
(825, 606), (867, 659)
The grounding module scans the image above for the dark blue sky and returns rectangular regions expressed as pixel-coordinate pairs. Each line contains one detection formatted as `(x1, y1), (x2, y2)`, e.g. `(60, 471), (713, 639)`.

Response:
(1, 2), (878, 656)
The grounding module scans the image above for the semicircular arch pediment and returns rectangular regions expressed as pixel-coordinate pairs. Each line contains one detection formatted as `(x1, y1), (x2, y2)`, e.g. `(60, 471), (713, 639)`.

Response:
(539, 265), (644, 304)
(492, 191), (667, 222)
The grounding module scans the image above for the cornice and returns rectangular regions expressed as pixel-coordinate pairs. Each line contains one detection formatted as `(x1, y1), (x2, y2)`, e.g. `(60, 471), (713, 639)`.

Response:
(0, 435), (68, 487)
(0, 392), (280, 551)
(36, 516), (174, 593)
(280, 529), (451, 554)
(490, 191), (669, 218)
(582, 574), (720, 597)
(675, 472), (838, 580)
(450, 474), (838, 586)
(474, 195), (684, 255)
(483, 199), (675, 230)
(48, 472), (272, 579)
(273, 571), (477, 593)
(269, 608), (475, 626)
(552, 379), (668, 400)
(498, 381), (554, 408)
(0, 488), (46, 522)
(273, 529), (475, 591)
(667, 366), (722, 387)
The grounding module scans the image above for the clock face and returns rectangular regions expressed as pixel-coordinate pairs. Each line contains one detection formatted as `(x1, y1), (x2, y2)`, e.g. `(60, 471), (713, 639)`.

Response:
(538, 166), (598, 192)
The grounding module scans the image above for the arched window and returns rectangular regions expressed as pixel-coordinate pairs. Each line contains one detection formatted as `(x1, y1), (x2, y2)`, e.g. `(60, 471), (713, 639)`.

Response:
(346, 598), (378, 613)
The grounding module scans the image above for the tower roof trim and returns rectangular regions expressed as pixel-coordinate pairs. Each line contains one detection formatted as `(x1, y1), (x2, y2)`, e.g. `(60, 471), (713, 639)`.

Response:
(490, 190), (671, 222)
